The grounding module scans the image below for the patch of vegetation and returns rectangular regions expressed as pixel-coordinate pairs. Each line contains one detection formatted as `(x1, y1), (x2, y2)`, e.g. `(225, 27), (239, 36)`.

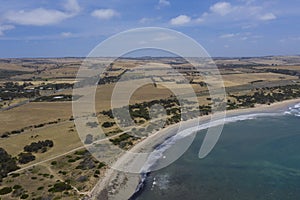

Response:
(51, 161), (57, 166)
(264, 68), (300, 78)
(18, 152), (36, 164)
(0, 70), (31, 79)
(12, 185), (22, 190)
(0, 148), (19, 181)
(10, 173), (20, 178)
(76, 157), (96, 170)
(102, 121), (115, 128)
(24, 140), (54, 153)
(97, 162), (106, 169)
(74, 150), (88, 156)
(230, 84), (300, 107)
(0, 81), (38, 100)
(109, 133), (138, 149)
(48, 182), (72, 193)
(20, 194), (29, 199)
(37, 186), (44, 191)
(0, 187), (12, 195)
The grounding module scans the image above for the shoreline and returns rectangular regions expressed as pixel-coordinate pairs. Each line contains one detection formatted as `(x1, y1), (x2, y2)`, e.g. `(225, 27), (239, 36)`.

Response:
(89, 98), (300, 200)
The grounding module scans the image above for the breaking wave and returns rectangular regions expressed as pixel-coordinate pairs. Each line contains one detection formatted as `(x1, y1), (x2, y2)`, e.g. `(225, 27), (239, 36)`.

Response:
(284, 103), (300, 117)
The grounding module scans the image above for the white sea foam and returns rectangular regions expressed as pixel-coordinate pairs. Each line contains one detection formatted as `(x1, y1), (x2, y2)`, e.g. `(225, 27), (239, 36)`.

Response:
(285, 103), (300, 117)
(141, 112), (281, 174)
(154, 174), (170, 190)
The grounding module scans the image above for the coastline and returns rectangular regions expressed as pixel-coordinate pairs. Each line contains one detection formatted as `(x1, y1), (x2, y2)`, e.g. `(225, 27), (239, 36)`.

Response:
(89, 98), (300, 200)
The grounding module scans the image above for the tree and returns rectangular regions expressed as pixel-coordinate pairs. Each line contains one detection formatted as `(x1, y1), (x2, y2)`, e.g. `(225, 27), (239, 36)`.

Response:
(0, 148), (19, 181)
(18, 152), (35, 164)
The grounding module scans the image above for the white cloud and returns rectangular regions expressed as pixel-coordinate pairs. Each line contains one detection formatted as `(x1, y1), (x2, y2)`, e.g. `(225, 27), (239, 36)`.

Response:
(220, 33), (238, 38)
(259, 13), (276, 21)
(158, 0), (171, 6)
(0, 25), (15, 36)
(170, 15), (191, 25)
(5, 9), (72, 26)
(139, 17), (151, 23)
(157, 0), (170, 8)
(219, 32), (261, 41)
(196, 1), (278, 26)
(61, 32), (72, 37)
(240, 0), (256, 5)
(64, 0), (80, 13)
(91, 9), (119, 20)
(152, 33), (176, 41)
(279, 36), (300, 43)
(139, 17), (161, 24)
(210, 2), (233, 16)
(3, 0), (80, 26)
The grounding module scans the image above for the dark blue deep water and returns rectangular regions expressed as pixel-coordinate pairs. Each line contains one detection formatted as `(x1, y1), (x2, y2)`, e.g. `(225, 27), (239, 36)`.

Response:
(135, 115), (300, 200)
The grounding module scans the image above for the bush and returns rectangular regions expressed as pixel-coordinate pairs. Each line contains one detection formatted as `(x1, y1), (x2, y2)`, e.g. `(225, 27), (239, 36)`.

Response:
(0, 187), (12, 195)
(76, 157), (95, 170)
(13, 185), (22, 190)
(51, 161), (57, 165)
(37, 186), (44, 190)
(48, 182), (72, 193)
(0, 148), (19, 181)
(20, 194), (29, 199)
(18, 152), (35, 164)
(102, 121), (115, 128)
(68, 159), (76, 163)
(10, 173), (20, 178)
(24, 140), (54, 153)
(98, 162), (106, 169)
(75, 150), (88, 156)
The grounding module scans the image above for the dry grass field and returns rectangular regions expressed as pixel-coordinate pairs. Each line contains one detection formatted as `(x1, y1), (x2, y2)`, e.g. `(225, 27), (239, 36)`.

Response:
(0, 102), (73, 134)
(221, 72), (297, 87)
(0, 121), (80, 158)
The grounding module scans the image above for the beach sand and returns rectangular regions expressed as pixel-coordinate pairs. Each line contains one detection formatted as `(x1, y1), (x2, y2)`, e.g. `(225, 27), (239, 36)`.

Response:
(87, 98), (300, 200)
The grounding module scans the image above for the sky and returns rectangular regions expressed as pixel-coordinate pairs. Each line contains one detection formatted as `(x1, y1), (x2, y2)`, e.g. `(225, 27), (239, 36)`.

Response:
(0, 0), (299, 58)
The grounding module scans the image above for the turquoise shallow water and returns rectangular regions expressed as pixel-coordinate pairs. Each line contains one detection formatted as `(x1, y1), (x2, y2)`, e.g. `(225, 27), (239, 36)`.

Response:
(135, 115), (300, 200)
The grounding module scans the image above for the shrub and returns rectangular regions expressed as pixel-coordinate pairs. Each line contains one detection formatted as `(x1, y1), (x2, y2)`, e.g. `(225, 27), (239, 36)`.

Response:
(68, 159), (76, 163)
(48, 182), (72, 193)
(20, 194), (29, 199)
(51, 161), (57, 165)
(18, 152), (35, 164)
(13, 185), (22, 190)
(23, 140), (54, 153)
(102, 121), (115, 128)
(0, 187), (12, 195)
(97, 162), (106, 169)
(10, 173), (20, 178)
(0, 148), (19, 181)
(37, 186), (44, 190)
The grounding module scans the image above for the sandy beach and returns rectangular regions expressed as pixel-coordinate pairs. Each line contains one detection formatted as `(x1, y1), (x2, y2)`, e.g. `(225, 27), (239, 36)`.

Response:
(88, 98), (300, 200)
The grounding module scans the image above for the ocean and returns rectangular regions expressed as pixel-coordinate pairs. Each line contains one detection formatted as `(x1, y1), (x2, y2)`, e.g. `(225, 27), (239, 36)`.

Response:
(133, 103), (300, 200)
